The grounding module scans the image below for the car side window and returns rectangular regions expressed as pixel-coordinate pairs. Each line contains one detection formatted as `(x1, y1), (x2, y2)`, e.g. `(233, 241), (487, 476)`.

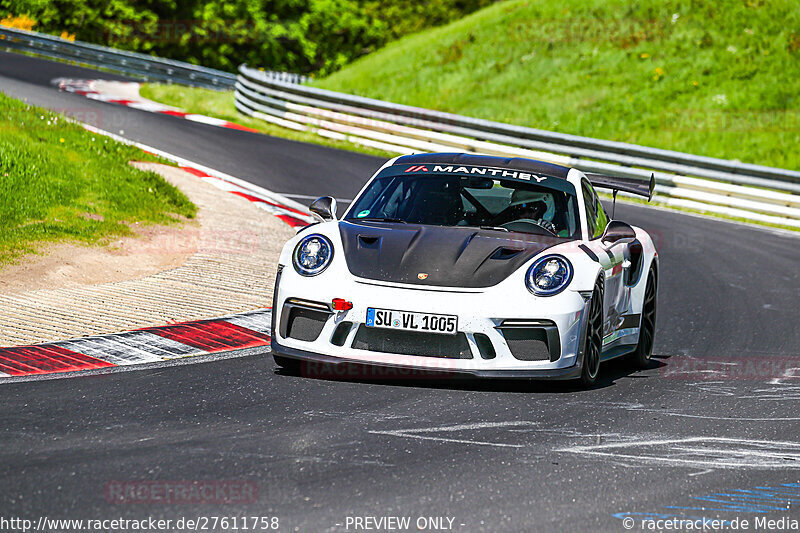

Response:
(581, 179), (609, 239)
(581, 179), (596, 238)
(594, 197), (609, 238)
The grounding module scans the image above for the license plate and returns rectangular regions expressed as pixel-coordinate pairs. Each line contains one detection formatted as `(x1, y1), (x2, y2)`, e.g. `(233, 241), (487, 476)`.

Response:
(366, 308), (458, 336)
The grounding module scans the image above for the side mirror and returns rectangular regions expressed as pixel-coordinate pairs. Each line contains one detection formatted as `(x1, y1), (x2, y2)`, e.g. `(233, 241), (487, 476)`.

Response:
(601, 220), (636, 245)
(310, 196), (337, 221)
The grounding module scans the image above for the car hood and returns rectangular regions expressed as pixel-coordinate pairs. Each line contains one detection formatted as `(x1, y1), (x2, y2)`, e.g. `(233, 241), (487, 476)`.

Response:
(338, 221), (569, 288)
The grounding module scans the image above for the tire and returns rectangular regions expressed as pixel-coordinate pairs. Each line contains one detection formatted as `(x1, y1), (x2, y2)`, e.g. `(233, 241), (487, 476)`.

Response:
(578, 278), (604, 388)
(273, 354), (301, 375)
(627, 267), (657, 369)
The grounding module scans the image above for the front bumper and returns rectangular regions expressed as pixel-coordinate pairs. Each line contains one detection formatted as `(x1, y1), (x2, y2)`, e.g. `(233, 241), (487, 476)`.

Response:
(272, 338), (583, 380)
(271, 269), (591, 379)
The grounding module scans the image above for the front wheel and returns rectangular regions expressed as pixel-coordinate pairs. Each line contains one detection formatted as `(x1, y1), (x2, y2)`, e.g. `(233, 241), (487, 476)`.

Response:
(578, 278), (604, 388)
(627, 267), (657, 369)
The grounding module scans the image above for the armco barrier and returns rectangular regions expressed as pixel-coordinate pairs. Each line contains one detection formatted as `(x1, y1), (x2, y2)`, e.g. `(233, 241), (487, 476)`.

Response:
(0, 26), (305, 89)
(235, 64), (800, 229)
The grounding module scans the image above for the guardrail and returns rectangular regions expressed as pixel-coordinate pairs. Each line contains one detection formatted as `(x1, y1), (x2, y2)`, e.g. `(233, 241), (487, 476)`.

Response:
(235, 64), (800, 229)
(0, 26), (306, 89)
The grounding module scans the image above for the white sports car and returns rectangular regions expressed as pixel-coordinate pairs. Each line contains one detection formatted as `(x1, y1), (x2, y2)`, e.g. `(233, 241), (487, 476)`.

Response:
(271, 153), (658, 386)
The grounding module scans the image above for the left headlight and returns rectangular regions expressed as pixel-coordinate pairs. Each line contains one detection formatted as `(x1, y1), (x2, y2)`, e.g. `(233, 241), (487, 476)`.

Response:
(526, 255), (573, 296)
(293, 234), (333, 276)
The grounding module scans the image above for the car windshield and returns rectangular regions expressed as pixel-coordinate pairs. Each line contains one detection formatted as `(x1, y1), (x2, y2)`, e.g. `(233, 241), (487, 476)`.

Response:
(345, 172), (581, 238)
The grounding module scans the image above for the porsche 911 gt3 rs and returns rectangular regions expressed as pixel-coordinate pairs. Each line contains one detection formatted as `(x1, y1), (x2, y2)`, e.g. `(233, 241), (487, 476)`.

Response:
(271, 153), (658, 386)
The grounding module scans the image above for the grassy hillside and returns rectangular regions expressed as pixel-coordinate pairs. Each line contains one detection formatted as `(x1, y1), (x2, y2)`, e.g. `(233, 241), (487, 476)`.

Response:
(0, 93), (195, 264)
(316, 0), (800, 170)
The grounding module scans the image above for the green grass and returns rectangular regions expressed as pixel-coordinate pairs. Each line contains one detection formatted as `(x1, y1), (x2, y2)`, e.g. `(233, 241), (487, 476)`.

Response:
(317, 0), (800, 171)
(139, 84), (395, 159)
(0, 92), (196, 265)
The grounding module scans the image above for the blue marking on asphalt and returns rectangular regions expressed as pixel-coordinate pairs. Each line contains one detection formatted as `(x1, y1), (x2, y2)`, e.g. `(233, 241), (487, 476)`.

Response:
(615, 482), (800, 523)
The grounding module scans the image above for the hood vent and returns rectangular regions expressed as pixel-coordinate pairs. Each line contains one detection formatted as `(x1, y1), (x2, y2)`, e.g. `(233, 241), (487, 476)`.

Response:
(491, 247), (524, 261)
(358, 235), (381, 248)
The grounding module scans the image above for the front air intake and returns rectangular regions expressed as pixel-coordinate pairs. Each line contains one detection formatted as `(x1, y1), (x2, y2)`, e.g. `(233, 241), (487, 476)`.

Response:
(473, 333), (496, 360)
(280, 298), (332, 342)
(497, 319), (561, 362)
(352, 326), (472, 359)
(331, 321), (354, 346)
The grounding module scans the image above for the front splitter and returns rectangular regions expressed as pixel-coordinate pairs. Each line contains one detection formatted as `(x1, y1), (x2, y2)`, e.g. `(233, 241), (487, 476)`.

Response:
(271, 338), (582, 380)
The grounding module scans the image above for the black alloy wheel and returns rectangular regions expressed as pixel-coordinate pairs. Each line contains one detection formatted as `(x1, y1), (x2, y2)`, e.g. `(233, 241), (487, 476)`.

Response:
(579, 278), (604, 387)
(628, 267), (658, 369)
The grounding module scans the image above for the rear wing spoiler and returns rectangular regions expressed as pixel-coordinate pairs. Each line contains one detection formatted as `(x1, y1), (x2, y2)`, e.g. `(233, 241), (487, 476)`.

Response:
(585, 172), (655, 202)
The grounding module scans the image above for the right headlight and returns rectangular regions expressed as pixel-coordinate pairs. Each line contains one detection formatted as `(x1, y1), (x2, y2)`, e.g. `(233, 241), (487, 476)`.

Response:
(292, 234), (333, 276)
(526, 255), (573, 296)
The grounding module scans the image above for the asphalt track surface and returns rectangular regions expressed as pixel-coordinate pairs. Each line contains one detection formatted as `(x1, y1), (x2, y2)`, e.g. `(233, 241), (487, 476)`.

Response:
(1, 51), (799, 532)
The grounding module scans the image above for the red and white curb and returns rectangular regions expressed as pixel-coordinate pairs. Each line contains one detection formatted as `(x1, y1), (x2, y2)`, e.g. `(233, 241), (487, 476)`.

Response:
(0, 309), (272, 381)
(55, 78), (260, 133)
(54, 77), (317, 228)
(178, 166), (313, 228)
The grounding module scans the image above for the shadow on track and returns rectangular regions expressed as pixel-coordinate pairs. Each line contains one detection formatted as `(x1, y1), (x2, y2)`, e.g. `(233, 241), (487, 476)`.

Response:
(273, 354), (670, 394)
